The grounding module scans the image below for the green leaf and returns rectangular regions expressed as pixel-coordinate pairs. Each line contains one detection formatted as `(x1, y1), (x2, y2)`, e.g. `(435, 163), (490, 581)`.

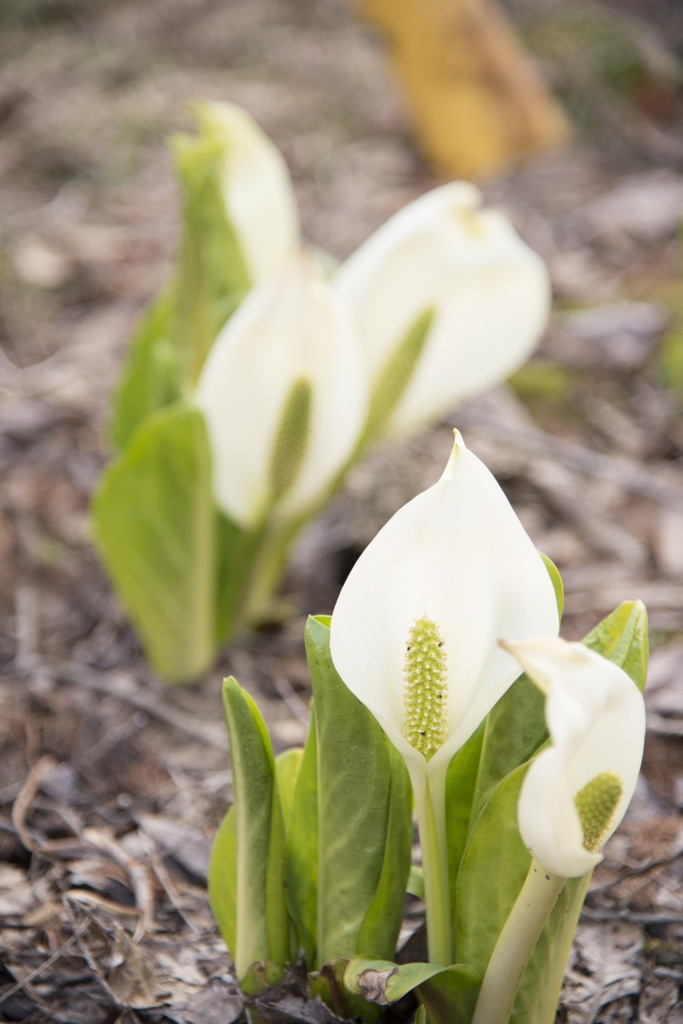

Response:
(445, 720), (485, 908)
(469, 673), (548, 833)
(418, 964), (481, 1024)
(170, 127), (251, 386)
(344, 955), (480, 1024)
(305, 615), (413, 967)
(356, 742), (413, 959)
(91, 402), (215, 683)
(455, 763), (531, 981)
(110, 288), (183, 451)
(540, 552), (564, 620)
(207, 805), (237, 957)
(217, 677), (289, 991)
(583, 599), (649, 692)
(275, 748), (303, 829)
(310, 958), (380, 1024)
(285, 703), (318, 967)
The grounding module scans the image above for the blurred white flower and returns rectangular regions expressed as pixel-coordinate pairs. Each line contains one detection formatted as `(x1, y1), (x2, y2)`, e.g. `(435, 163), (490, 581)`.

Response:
(504, 637), (646, 878)
(193, 101), (300, 284)
(195, 253), (367, 530)
(335, 182), (550, 439)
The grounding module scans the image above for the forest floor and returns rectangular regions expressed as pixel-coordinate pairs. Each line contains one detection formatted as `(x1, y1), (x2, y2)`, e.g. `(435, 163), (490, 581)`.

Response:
(2, 1), (683, 1022)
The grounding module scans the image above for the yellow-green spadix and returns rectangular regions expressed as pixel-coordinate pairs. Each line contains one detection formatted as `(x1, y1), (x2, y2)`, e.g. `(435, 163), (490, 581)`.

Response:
(334, 182), (550, 439)
(195, 253), (367, 529)
(503, 636), (646, 878)
(329, 430), (559, 785)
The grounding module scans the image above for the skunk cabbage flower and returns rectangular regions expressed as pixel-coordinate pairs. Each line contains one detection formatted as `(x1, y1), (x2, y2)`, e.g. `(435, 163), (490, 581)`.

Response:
(195, 254), (367, 530)
(190, 101), (300, 284)
(504, 637), (646, 878)
(330, 431), (559, 783)
(335, 182), (550, 439)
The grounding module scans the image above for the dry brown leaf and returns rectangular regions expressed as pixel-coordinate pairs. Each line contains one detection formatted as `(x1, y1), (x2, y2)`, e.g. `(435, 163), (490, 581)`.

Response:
(560, 922), (643, 1024)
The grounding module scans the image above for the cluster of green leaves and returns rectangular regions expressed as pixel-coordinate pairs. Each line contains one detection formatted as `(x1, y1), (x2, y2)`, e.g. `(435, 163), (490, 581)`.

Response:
(208, 616), (413, 1017)
(91, 122), (255, 683)
(209, 589), (648, 1024)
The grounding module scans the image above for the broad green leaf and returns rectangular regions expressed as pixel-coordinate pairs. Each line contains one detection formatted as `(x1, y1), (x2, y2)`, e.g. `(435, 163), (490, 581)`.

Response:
(445, 720), (485, 909)
(418, 964), (481, 1024)
(91, 402), (215, 683)
(285, 703), (318, 968)
(356, 742), (413, 959)
(218, 677), (289, 992)
(583, 600), (649, 692)
(344, 955), (480, 1024)
(110, 288), (183, 451)
(455, 763), (531, 980)
(305, 615), (412, 967)
(468, 673), (548, 833)
(170, 129), (251, 386)
(540, 552), (564, 619)
(207, 806), (237, 957)
(275, 748), (303, 828)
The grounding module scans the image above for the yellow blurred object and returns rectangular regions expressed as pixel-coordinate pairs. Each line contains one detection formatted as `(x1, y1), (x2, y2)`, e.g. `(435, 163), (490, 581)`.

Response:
(357, 0), (569, 179)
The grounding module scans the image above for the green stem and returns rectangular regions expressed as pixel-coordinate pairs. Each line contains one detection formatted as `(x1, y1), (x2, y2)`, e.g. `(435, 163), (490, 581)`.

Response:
(410, 765), (452, 967)
(471, 859), (566, 1024)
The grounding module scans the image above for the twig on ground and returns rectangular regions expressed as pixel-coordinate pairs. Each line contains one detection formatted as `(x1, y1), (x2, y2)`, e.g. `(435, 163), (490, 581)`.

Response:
(137, 829), (200, 934)
(0, 917), (89, 1007)
(49, 658), (229, 750)
(272, 675), (311, 727)
(82, 827), (155, 942)
(11, 755), (58, 851)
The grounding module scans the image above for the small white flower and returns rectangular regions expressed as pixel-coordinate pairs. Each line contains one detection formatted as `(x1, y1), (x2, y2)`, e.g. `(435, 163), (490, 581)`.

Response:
(504, 637), (646, 878)
(330, 431), (559, 785)
(195, 253), (367, 530)
(335, 182), (550, 438)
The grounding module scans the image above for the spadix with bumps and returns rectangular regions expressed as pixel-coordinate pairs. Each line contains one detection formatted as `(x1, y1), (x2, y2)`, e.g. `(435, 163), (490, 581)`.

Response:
(403, 615), (448, 759)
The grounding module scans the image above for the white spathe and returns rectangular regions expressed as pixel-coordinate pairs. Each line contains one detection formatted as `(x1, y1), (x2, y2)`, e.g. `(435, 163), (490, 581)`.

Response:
(335, 182), (550, 437)
(195, 253), (367, 529)
(506, 637), (646, 878)
(196, 102), (300, 284)
(329, 431), (559, 783)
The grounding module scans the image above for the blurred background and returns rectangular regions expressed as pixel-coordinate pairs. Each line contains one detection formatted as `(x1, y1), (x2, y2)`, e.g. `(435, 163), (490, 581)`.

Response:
(2, 2), (683, 1021)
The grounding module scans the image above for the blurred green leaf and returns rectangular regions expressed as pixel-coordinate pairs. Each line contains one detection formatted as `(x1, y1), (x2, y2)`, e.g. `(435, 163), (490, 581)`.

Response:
(110, 288), (183, 451)
(170, 129), (251, 386)
(91, 402), (215, 683)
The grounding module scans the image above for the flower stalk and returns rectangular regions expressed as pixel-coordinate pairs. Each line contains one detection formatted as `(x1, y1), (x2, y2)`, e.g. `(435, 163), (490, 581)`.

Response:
(410, 767), (452, 967)
(471, 859), (565, 1024)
